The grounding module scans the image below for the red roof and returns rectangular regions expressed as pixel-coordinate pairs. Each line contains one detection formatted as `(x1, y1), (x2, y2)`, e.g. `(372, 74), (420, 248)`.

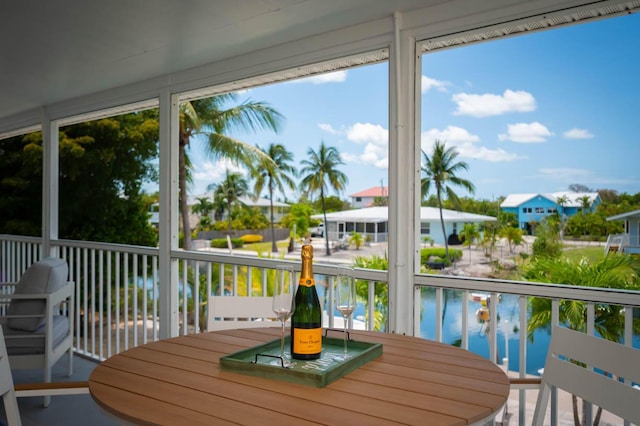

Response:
(350, 186), (388, 198)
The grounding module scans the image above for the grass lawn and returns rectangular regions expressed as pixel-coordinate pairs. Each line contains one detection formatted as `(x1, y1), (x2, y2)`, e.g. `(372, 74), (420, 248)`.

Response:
(562, 245), (605, 263)
(240, 240), (290, 254)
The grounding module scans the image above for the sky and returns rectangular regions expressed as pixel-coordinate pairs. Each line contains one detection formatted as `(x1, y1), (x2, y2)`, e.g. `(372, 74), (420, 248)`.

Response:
(184, 12), (640, 203)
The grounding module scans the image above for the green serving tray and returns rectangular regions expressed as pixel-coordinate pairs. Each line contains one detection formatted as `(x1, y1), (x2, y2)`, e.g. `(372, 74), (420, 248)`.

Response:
(219, 332), (382, 387)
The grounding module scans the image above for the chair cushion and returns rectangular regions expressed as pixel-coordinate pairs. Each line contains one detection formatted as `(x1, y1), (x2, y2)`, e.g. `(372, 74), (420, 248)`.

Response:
(3, 315), (70, 355)
(6, 257), (69, 332)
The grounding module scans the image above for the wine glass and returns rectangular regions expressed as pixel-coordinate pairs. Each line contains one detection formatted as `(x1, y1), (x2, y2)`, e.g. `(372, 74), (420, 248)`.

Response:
(272, 265), (295, 367)
(334, 265), (357, 361)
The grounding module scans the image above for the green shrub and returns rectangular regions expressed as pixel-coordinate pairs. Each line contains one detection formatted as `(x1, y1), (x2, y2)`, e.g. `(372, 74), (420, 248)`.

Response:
(210, 238), (245, 248)
(240, 234), (263, 243)
(419, 247), (462, 266)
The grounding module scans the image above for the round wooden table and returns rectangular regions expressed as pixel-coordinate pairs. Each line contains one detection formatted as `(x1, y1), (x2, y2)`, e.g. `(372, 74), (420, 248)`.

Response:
(89, 328), (509, 425)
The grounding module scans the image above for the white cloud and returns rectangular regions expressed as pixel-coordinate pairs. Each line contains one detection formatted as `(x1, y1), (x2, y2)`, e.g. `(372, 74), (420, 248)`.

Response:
(537, 168), (592, 181)
(294, 70), (347, 84)
(318, 123), (339, 134)
(421, 126), (522, 162)
(333, 122), (389, 169)
(452, 89), (536, 117)
(563, 128), (594, 139)
(346, 122), (387, 146)
(498, 122), (552, 143)
(192, 159), (248, 187)
(421, 75), (449, 93)
(421, 126), (480, 150)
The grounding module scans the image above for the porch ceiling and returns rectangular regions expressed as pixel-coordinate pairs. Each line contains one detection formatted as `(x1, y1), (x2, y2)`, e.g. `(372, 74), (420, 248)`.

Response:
(0, 0), (428, 121)
(1, 0), (637, 132)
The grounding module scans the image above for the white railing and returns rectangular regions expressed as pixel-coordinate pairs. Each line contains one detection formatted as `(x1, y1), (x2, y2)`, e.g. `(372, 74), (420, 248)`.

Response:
(605, 233), (628, 253)
(415, 274), (640, 426)
(2, 234), (640, 425)
(0, 235), (384, 360)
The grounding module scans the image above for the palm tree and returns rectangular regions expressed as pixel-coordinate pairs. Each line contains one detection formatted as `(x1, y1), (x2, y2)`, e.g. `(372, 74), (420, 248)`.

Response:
(300, 142), (348, 256)
(421, 140), (475, 263)
(178, 94), (283, 250)
(192, 197), (214, 229)
(251, 143), (297, 253)
(555, 194), (569, 240)
(208, 172), (249, 250)
(524, 254), (640, 425)
(578, 195), (592, 213)
(459, 223), (479, 264)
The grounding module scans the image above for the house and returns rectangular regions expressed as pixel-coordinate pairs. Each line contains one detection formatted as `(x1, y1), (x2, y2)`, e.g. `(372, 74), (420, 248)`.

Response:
(350, 186), (388, 208)
(189, 195), (290, 224)
(312, 206), (496, 245)
(605, 209), (640, 254)
(500, 191), (601, 233)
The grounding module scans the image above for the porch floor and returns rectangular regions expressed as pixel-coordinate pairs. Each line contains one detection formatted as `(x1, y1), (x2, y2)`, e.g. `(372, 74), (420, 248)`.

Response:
(0, 355), (118, 426)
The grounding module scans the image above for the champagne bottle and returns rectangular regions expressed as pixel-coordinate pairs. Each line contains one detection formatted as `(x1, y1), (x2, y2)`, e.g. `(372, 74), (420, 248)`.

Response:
(290, 244), (322, 360)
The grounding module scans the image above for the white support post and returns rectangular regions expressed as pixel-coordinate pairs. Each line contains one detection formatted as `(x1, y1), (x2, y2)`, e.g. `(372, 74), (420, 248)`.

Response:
(388, 11), (417, 335)
(158, 90), (180, 339)
(41, 108), (59, 258)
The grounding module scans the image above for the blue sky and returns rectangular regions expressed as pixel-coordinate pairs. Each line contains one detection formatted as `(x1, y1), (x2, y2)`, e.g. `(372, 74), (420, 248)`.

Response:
(186, 12), (640, 202)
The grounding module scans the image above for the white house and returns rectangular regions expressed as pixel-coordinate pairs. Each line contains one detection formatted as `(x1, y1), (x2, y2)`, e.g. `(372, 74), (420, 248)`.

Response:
(350, 186), (388, 208)
(313, 206), (496, 245)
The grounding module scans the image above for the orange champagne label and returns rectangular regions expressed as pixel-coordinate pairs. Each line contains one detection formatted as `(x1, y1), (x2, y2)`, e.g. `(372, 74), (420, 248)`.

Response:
(292, 327), (322, 354)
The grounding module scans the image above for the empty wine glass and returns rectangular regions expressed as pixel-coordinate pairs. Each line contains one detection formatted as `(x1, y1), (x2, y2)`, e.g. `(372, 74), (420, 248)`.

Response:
(272, 265), (295, 367)
(334, 265), (356, 361)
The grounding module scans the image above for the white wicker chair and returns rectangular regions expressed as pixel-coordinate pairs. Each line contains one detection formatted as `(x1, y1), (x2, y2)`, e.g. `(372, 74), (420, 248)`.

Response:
(207, 296), (277, 331)
(0, 257), (74, 407)
(532, 326), (640, 425)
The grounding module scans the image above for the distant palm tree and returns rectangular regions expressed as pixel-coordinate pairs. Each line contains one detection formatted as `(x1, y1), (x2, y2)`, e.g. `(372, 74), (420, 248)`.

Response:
(300, 142), (348, 256)
(208, 172), (249, 241)
(459, 223), (479, 264)
(578, 195), (592, 213)
(421, 140), (475, 263)
(192, 197), (215, 230)
(252, 143), (297, 253)
(555, 194), (569, 240)
(178, 95), (283, 250)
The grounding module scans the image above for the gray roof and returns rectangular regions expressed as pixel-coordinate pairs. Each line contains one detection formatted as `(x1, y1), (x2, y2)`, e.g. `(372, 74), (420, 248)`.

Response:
(313, 206), (496, 223)
(606, 209), (640, 222)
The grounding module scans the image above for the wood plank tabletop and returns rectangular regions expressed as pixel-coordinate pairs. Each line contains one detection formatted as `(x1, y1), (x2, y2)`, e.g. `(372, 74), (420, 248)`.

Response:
(89, 328), (509, 425)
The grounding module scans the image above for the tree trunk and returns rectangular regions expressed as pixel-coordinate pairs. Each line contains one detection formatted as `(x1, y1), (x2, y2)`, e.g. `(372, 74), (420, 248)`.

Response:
(269, 185), (277, 253)
(321, 188), (330, 256)
(179, 137), (192, 251)
(436, 187), (450, 263)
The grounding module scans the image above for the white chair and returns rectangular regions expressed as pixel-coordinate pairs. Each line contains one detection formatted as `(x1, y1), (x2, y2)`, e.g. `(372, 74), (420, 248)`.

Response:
(0, 257), (74, 407)
(207, 296), (277, 331)
(531, 326), (640, 425)
(1, 326), (88, 426)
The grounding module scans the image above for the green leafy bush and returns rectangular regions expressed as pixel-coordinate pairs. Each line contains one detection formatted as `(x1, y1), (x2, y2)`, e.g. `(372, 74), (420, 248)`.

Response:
(419, 247), (462, 266)
(210, 238), (245, 248)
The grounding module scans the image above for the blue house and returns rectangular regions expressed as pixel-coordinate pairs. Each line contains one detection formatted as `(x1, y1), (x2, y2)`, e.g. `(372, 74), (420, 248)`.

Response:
(500, 192), (601, 234)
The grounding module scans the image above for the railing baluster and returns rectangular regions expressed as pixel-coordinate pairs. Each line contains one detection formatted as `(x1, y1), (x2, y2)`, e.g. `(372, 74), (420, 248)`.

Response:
(98, 249), (104, 360)
(107, 251), (112, 358)
(115, 254), (120, 354)
(133, 253), (138, 347)
(194, 260), (200, 333)
(122, 253), (129, 350)
(181, 259), (188, 335)
(461, 290), (469, 350)
(152, 256), (158, 342)
(142, 255), (148, 344)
